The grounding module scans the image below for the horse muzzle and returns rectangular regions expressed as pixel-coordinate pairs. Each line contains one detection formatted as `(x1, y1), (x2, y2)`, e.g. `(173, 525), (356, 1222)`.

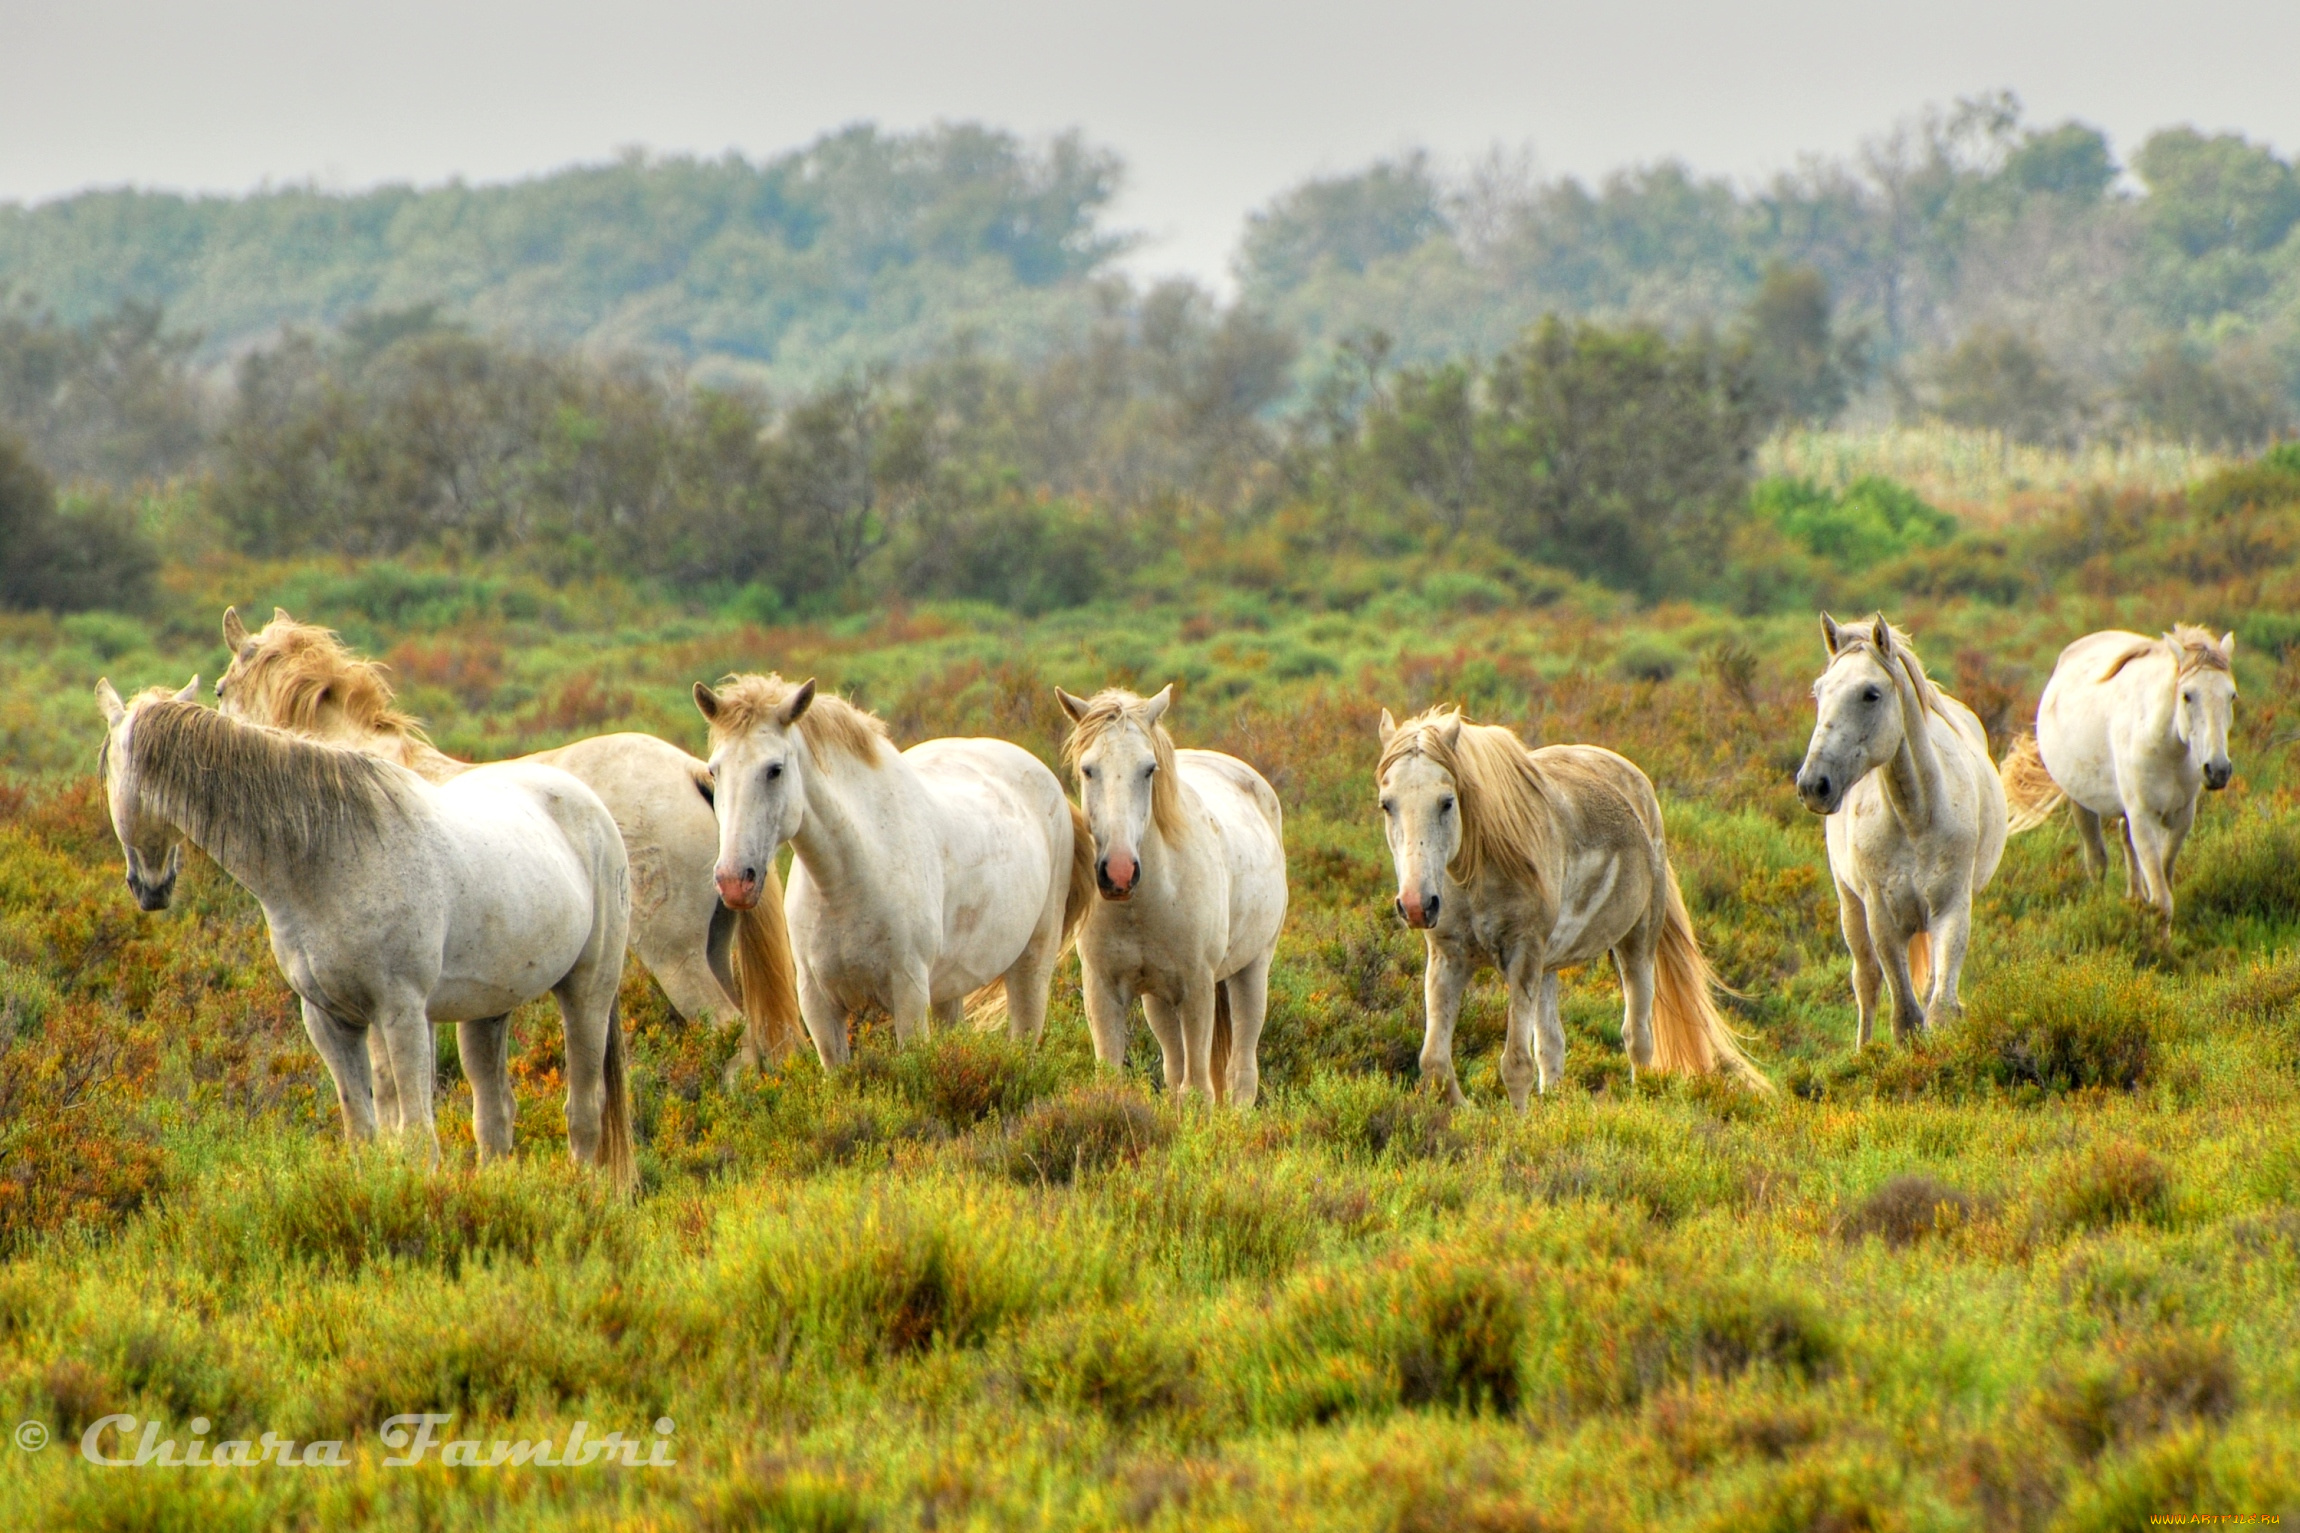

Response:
(714, 867), (762, 910)
(128, 872), (175, 911)
(1795, 768), (1843, 815)
(1096, 850), (1138, 902)
(2205, 761), (2232, 791)
(1395, 890), (1440, 929)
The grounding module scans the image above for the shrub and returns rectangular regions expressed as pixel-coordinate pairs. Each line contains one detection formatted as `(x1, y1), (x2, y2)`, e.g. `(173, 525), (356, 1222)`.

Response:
(2034, 1329), (2238, 1461)
(1587, 1279), (1841, 1409)
(1394, 1265), (1525, 1416)
(1018, 1306), (1199, 1427)
(1841, 1174), (1975, 1248)
(982, 1088), (1170, 1185)
(1957, 958), (2166, 1094)
(849, 1031), (1068, 1133)
(698, 1460), (877, 1533)
(1303, 1077), (1462, 1163)
(2045, 1142), (2175, 1233)
(2181, 817), (2300, 924)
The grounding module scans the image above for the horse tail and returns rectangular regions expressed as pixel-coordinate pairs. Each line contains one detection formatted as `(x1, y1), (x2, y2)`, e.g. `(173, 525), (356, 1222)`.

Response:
(1211, 982), (1233, 1104)
(1063, 801), (1097, 945)
(1650, 856), (1774, 1092)
(2000, 732), (2065, 834)
(599, 996), (637, 1194)
(1908, 930), (1933, 1001)
(732, 865), (805, 1065)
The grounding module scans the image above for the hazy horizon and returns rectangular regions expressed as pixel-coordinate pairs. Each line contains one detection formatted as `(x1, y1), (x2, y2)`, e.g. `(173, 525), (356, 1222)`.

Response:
(6, 0), (2299, 290)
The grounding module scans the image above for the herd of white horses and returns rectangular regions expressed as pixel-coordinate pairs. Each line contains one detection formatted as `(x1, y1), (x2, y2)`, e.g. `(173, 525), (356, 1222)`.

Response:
(87, 606), (2238, 1186)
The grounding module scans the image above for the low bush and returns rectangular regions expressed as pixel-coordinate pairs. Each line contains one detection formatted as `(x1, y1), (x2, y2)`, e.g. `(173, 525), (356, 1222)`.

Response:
(1018, 1306), (1199, 1427)
(1840, 1174), (1976, 1247)
(2044, 1142), (2176, 1233)
(980, 1088), (1170, 1185)
(2034, 1329), (2239, 1461)
(847, 1030), (1068, 1133)
(1957, 957), (2166, 1094)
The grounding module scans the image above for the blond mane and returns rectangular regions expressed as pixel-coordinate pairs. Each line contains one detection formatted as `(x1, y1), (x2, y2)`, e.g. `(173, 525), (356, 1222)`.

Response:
(123, 697), (408, 868)
(1060, 689), (1186, 841)
(1829, 619), (1951, 719)
(229, 614), (428, 744)
(706, 674), (891, 767)
(2097, 623), (2235, 685)
(1378, 707), (1557, 899)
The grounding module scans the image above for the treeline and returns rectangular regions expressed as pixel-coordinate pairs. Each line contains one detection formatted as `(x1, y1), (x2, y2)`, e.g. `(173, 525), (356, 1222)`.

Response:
(0, 268), (1934, 617)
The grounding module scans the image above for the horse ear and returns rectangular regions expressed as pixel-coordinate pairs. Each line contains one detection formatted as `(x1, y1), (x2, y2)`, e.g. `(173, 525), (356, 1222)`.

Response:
(1378, 708), (1398, 745)
(692, 682), (721, 722)
(1820, 613), (1842, 655)
(1432, 711), (1464, 750)
(2221, 631), (2238, 664)
(96, 678), (125, 725)
(174, 676), (201, 703)
(272, 607), (291, 625)
(777, 679), (817, 728)
(1142, 684), (1174, 725)
(222, 607), (247, 649)
(1870, 615), (1894, 655)
(1055, 687), (1090, 723)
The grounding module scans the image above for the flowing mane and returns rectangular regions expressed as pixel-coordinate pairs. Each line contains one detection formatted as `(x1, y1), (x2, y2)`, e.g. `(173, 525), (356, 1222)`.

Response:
(1829, 619), (1952, 719)
(1060, 688), (1186, 840)
(125, 698), (409, 868)
(2097, 624), (2235, 685)
(1378, 707), (1557, 899)
(706, 674), (891, 767)
(229, 614), (429, 744)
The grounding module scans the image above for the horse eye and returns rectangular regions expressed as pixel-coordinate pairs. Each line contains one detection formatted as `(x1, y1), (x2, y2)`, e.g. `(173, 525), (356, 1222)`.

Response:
(1081, 765), (1096, 779)
(1863, 687), (1881, 703)
(1380, 799), (1395, 814)
(1142, 763), (1157, 778)
(765, 762), (783, 781)
(1440, 797), (1455, 813)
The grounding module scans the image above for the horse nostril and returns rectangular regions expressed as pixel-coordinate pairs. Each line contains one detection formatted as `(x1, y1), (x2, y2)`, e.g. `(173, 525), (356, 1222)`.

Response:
(1394, 896), (1407, 922)
(1424, 894), (1440, 921)
(742, 867), (757, 884)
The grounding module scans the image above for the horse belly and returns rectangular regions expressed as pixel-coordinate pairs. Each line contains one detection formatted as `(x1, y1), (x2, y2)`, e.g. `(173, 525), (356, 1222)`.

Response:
(1189, 771), (1287, 977)
(914, 756), (1064, 994)
(1546, 848), (1646, 967)
(427, 806), (601, 1021)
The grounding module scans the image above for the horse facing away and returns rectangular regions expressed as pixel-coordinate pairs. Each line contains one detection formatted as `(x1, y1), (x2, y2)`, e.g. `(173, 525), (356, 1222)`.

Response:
(1377, 707), (1768, 1105)
(1796, 614), (2007, 1045)
(1056, 685), (1288, 1105)
(695, 674), (1094, 1065)
(96, 680), (634, 1187)
(2000, 624), (2236, 923)
(215, 607), (801, 1075)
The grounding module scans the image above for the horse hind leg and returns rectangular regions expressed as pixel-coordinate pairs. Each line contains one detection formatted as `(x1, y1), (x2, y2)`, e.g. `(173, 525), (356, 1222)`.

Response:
(2072, 805), (2111, 882)
(1921, 903), (1974, 1033)
(1536, 969), (1569, 1095)
(996, 920), (1067, 1046)
(457, 1014), (516, 1160)
(1220, 954), (1275, 1108)
(365, 1028), (404, 1134)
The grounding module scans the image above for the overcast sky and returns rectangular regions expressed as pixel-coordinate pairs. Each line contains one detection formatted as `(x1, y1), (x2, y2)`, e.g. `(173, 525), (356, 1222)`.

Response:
(5, 0), (2297, 288)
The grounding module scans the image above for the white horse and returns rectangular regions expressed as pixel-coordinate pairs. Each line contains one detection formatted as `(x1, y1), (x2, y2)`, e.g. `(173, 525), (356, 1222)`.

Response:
(2000, 625), (2237, 923)
(96, 679), (635, 1186)
(1055, 686), (1288, 1105)
(215, 607), (801, 1077)
(1377, 706), (1767, 1106)
(694, 674), (1093, 1064)
(1795, 615), (2007, 1045)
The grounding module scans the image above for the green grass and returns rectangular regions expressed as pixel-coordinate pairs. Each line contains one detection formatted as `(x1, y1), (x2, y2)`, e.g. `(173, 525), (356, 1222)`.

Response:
(3, 550), (2300, 1527)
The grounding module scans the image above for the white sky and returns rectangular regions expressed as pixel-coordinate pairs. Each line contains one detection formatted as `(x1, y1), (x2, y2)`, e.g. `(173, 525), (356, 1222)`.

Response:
(4, 0), (2297, 289)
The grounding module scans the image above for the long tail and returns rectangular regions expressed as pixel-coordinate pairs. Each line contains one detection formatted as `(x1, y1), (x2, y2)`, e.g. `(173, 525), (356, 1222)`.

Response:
(2000, 732), (2065, 834)
(599, 998), (636, 1193)
(1650, 858), (1774, 1092)
(1908, 930), (1933, 1002)
(732, 865), (805, 1065)
(1211, 983), (1233, 1105)
(970, 802), (1101, 1033)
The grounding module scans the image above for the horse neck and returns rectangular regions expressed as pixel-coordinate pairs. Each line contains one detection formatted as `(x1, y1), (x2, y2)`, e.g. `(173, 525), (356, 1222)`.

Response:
(1131, 776), (1208, 902)
(2126, 658), (2184, 754)
(1876, 662), (1945, 832)
(785, 743), (912, 902)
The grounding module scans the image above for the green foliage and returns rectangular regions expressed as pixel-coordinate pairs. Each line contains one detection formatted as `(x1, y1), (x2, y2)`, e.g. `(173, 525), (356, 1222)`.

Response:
(1738, 264), (1862, 428)
(0, 432), (158, 613)
(1924, 325), (2080, 446)
(1751, 474), (1957, 570)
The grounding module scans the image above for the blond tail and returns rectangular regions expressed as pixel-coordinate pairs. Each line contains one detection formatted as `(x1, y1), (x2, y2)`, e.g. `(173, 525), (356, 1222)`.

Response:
(1907, 930), (1933, 1002)
(599, 998), (637, 1193)
(732, 865), (805, 1065)
(1210, 983), (1233, 1105)
(1649, 859), (1774, 1092)
(969, 804), (1101, 1033)
(1999, 732), (2065, 834)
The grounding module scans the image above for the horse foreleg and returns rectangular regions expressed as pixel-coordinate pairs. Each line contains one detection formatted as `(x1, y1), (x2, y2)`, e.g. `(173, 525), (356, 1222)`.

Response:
(796, 962), (850, 1069)
(1534, 969), (1569, 1099)
(2118, 816), (2147, 904)
(302, 999), (379, 1143)
(1081, 960), (1134, 1069)
(1221, 955), (1273, 1108)
(1866, 906), (1925, 1044)
(1175, 980), (1220, 1104)
(1922, 902), (1974, 1032)
(365, 1028), (404, 1134)
(890, 967), (933, 1046)
(457, 1014), (515, 1160)
(998, 929), (1064, 1046)
(373, 1005), (441, 1167)
(1420, 939), (1471, 1106)
(2072, 805), (2111, 882)
(1141, 994), (1184, 1092)
(2130, 812), (2180, 924)
(1836, 881), (1882, 1048)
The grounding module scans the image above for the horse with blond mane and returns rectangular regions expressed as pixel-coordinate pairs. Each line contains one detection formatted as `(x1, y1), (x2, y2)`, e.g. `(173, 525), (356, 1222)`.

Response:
(215, 608), (800, 1082)
(694, 674), (1093, 1063)
(1796, 614), (2007, 1044)
(1377, 706), (1767, 1104)
(2000, 624), (2236, 923)
(96, 679), (634, 1187)
(1056, 685), (1287, 1105)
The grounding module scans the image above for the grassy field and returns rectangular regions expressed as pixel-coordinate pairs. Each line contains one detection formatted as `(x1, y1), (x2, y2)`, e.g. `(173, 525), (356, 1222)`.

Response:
(4, 456), (2300, 1528)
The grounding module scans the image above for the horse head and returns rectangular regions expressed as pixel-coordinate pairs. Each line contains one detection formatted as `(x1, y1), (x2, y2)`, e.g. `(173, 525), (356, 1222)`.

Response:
(695, 675), (819, 911)
(1376, 707), (1465, 929)
(2173, 630), (2238, 792)
(1056, 684), (1177, 901)
(94, 675), (201, 911)
(1797, 613), (1909, 815)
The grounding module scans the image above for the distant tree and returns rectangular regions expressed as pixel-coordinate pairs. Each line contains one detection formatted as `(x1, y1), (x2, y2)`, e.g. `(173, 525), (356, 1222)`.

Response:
(2133, 129), (2300, 322)
(0, 431), (158, 612)
(0, 297), (207, 485)
(2001, 122), (2117, 204)
(1237, 155), (1448, 297)
(2121, 344), (2291, 450)
(1738, 264), (1864, 428)
(1926, 326), (2080, 445)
